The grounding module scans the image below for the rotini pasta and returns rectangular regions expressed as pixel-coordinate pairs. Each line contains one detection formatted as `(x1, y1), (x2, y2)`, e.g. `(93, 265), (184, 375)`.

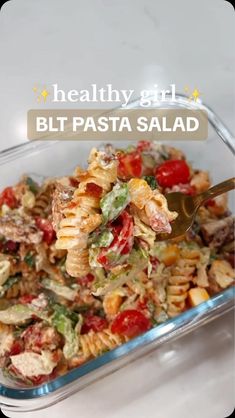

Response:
(78, 329), (127, 360)
(55, 148), (118, 277)
(166, 247), (200, 317)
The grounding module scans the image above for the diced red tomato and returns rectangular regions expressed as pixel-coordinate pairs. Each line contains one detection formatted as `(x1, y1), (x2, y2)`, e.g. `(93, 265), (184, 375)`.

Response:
(155, 160), (190, 188)
(78, 273), (95, 286)
(137, 141), (152, 152)
(81, 315), (108, 334)
(3, 240), (19, 253)
(85, 182), (103, 198)
(9, 341), (24, 356)
(0, 187), (18, 209)
(118, 151), (142, 178)
(97, 211), (134, 269)
(111, 309), (151, 338)
(35, 217), (56, 245)
(19, 294), (37, 304)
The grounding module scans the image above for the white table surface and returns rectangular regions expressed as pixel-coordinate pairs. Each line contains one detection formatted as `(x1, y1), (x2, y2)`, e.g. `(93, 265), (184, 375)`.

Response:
(0, 0), (234, 417)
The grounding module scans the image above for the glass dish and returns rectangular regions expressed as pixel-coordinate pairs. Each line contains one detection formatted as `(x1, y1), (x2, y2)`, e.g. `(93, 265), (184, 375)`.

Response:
(0, 94), (234, 412)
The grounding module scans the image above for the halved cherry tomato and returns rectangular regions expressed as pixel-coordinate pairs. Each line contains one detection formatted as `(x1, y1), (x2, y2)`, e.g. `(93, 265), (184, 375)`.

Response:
(85, 183), (103, 198)
(0, 187), (18, 209)
(118, 151), (142, 178)
(137, 141), (152, 152)
(111, 309), (151, 338)
(81, 315), (108, 334)
(35, 217), (56, 245)
(155, 160), (190, 188)
(97, 211), (134, 269)
(78, 273), (95, 286)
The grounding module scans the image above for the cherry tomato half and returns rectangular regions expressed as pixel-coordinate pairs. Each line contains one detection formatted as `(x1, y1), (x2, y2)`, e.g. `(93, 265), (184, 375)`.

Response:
(81, 315), (108, 334)
(0, 187), (18, 209)
(97, 211), (134, 269)
(118, 151), (142, 178)
(35, 217), (56, 245)
(111, 309), (151, 338)
(155, 160), (190, 188)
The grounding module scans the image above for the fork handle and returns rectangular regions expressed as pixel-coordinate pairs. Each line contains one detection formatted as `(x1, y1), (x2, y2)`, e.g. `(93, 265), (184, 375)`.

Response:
(195, 177), (235, 205)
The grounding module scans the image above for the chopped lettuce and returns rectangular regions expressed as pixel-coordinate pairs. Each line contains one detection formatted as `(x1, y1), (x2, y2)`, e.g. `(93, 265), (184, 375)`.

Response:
(26, 177), (39, 194)
(91, 229), (114, 248)
(51, 303), (78, 327)
(24, 252), (36, 268)
(0, 304), (47, 324)
(92, 248), (148, 296)
(52, 307), (82, 359)
(41, 278), (78, 301)
(143, 176), (158, 190)
(89, 248), (103, 269)
(100, 183), (130, 224)
(0, 275), (21, 298)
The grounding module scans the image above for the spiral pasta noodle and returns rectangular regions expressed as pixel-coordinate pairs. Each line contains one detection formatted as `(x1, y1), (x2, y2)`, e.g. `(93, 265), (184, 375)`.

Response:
(78, 329), (127, 360)
(166, 247), (200, 317)
(32, 183), (55, 217)
(55, 149), (118, 277)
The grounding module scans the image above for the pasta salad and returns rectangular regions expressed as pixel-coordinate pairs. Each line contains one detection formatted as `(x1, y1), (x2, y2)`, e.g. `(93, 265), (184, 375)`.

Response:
(0, 141), (234, 386)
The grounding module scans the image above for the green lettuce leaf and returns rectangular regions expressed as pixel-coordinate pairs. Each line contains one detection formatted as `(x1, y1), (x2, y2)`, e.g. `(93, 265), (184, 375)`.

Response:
(41, 279), (78, 301)
(0, 304), (47, 324)
(100, 183), (130, 224)
(52, 308), (82, 359)
(0, 276), (21, 298)
(91, 229), (114, 248)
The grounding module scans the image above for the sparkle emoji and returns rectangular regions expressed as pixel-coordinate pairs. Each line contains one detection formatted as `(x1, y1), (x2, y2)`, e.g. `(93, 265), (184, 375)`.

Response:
(184, 86), (202, 102)
(33, 86), (50, 102)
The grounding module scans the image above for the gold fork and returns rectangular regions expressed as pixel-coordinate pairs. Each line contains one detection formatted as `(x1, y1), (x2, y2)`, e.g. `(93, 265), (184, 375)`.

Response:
(157, 177), (235, 241)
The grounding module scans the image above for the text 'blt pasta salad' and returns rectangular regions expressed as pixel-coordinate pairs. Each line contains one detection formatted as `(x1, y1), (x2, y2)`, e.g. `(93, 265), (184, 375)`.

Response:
(0, 141), (234, 385)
